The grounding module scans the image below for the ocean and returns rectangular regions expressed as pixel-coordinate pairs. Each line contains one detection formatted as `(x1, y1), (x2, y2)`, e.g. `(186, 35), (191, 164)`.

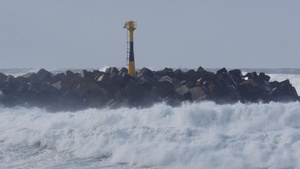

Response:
(1, 68), (300, 169)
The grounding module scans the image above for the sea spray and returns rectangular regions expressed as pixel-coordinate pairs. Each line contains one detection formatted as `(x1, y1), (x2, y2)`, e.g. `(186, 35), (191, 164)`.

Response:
(1, 101), (300, 169)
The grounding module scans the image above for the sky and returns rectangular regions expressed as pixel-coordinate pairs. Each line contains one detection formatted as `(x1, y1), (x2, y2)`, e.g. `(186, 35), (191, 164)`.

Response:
(0, 0), (300, 69)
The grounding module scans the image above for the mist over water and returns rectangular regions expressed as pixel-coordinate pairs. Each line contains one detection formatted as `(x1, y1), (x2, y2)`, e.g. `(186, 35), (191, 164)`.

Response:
(1, 69), (300, 169)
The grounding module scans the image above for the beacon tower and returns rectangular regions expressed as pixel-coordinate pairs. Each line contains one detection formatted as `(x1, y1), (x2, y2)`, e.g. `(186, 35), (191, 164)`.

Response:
(123, 21), (136, 77)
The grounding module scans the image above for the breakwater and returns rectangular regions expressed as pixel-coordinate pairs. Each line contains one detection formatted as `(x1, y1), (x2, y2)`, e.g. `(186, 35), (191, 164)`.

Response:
(0, 67), (299, 111)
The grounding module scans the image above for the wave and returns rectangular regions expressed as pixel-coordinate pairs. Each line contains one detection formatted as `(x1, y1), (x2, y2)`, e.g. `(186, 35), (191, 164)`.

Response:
(1, 101), (300, 169)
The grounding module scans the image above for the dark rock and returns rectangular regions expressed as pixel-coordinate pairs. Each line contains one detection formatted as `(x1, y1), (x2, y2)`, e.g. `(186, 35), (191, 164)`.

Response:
(23, 72), (39, 83)
(279, 80), (298, 99)
(64, 70), (75, 78)
(190, 86), (206, 101)
(72, 79), (90, 97)
(219, 72), (237, 87)
(175, 85), (191, 100)
(174, 69), (182, 75)
(119, 71), (135, 82)
(0, 67), (299, 111)
(226, 85), (241, 101)
(137, 68), (153, 78)
(97, 74), (111, 84)
(106, 67), (119, 74)
(216, 67), (227, 76)
(6, 75), (17, 83)
(197, 66), (205, 73)
(0, 72), (7, 83)
(162, 67), (174, 75)
(184, 69), (200, 84)
(93, 70), (104, 78)
(158, 76), (175, 92)
(245, 72), (259, 82)
(205, 79), (226, 98)
(264, 79), (298, 102)
(259, 72), (271, 82)
(84, 89), (109, 108)
(97, 73), (122, 93)
(139, 76), (158, 91)
(37, 68), (53, 82)
(238, 79), (264, 102)
(150, 86), (168, 98)
(229, 69), (243, 83)
(119, 67), (128, 74)
(81, 70), (94, 79)
(52, 80), (63, 90)
(137, 67), (153, 78)
(61, 73), (81, 91)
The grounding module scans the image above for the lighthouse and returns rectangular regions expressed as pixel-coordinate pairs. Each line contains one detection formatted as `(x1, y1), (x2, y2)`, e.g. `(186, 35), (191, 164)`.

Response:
(123, 21), (136, 77)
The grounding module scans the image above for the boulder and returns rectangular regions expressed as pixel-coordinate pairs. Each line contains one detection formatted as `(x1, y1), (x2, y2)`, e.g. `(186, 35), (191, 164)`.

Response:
(0, 67), (299, 111)
(6, 75), (17, 83)
(97, 73), (122, 93)
(175, 85), (191, 100)
(105, 67), (119, 74)
(97, 74), (111, 84)
(279, 80), (298, 98)
(245, 72), (259, 82)
(23, 72), (39, 83)
(229, 69), (243, 83)
(150, 85), (169, 98)
(81, 70), (94, 79)
(137, 67), (153, 78)
(216, 67), (227, 76)
(173, 69), (185, 83)
(52, 80), (63, 90)
(265, 80), (298, 102)
(139, 76), (158, 91)
(184, 69), (200, 84)
(158, 76), (175, 92)
(0, 72), (7, 83)
(64, 70), (75, 78)
(197, 66), (205, 73)
(72, 79), (90, 97)
(119, 67), (128, 74)
(115, 88), (127, 103)
(190, 86), (206, 101)
(36, 68), (53, 82)
(15, 76), (27, 85)
(226, 85), (241, 101)
(61, 73), (81, 91)
(119, 71), (136, 82)
(258, 72), (271, 82)
(238, 79), (264, 102)
(219, 72), (237, 87)
(83, 89), (109, 107)
(162, 67), (174, 77)
(93, 70), (104, 78)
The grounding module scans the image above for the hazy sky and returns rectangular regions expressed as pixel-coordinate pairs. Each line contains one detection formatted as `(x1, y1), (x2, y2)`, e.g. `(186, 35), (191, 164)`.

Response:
(0, 1), (299, 69)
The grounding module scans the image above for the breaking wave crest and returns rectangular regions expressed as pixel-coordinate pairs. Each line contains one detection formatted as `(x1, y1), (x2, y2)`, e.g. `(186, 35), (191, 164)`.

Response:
(1, 101), (300, 169)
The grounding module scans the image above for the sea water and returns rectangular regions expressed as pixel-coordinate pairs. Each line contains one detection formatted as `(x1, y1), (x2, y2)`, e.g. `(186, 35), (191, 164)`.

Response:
(1, 68), (300, 169)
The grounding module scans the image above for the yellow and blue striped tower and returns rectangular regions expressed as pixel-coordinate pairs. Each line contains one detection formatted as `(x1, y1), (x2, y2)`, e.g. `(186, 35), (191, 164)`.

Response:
(124, 21), (136, 77)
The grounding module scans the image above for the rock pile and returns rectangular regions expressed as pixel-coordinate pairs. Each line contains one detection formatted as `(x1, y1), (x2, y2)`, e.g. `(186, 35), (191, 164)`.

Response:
(0, 67), (299, 111)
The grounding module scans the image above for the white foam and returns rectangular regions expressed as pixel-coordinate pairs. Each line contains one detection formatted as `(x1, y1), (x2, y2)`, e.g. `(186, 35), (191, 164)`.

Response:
(1, 101), (300, 169)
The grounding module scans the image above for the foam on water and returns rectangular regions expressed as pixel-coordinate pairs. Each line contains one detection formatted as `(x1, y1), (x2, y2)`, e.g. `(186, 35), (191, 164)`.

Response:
(1, 101), (300, 169)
